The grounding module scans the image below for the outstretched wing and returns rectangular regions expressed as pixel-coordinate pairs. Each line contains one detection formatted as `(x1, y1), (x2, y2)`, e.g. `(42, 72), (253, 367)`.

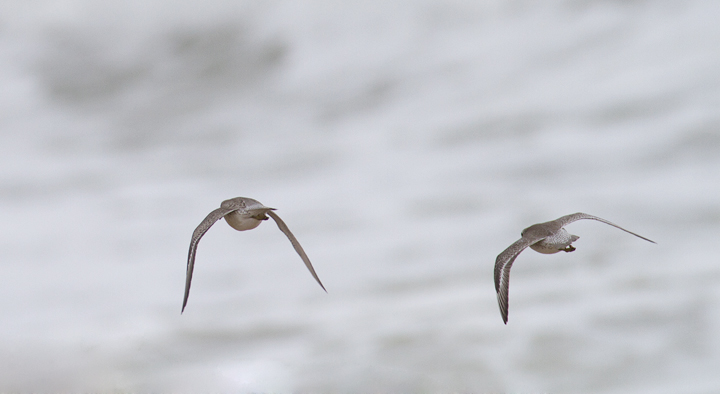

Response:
(555, 213), (656, 244)
(182, 206), (239, 313)
(267, 210), (327, 292)
(494, 235), (544, 324)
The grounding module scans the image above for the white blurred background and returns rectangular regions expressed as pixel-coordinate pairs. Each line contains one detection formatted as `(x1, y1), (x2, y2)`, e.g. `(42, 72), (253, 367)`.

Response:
(1, 1), (719, 392)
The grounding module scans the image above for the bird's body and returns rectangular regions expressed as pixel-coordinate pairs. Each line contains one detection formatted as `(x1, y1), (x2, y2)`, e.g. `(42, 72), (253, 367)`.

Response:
(223, 204), (267, 231)
(527, 227), (579, 254)
(182, 197), (326, 313)
(494, 213), (655, 324)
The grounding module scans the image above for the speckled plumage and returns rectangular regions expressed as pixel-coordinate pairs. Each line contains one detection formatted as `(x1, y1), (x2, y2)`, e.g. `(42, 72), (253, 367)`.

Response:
(182, 197), (326, 313)
(494, 213), (655, 324)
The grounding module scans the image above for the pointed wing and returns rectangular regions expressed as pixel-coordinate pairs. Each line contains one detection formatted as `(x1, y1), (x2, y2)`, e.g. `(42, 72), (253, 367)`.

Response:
(182, 205), (239, 313)
(267, 210), (327, 292)
(494, 235), (544, 324)
(555, 213), (656, 244)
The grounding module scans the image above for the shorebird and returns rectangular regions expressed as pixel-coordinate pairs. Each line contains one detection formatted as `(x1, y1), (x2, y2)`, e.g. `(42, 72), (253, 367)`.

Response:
(494, 213), (655, 324)
(182, 197), (326, 313)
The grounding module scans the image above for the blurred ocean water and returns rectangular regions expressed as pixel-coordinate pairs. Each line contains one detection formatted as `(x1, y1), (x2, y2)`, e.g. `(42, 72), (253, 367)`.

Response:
(1, 1), (719, 392)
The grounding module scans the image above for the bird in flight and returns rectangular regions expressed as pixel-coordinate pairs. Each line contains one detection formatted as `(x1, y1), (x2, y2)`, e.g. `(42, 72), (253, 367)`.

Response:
(182, 197), (326, 313)
(494, 213), (655, 324)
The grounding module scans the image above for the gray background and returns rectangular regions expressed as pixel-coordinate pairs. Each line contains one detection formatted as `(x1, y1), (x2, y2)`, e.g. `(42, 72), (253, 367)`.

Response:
(1, 1), (718, 392)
